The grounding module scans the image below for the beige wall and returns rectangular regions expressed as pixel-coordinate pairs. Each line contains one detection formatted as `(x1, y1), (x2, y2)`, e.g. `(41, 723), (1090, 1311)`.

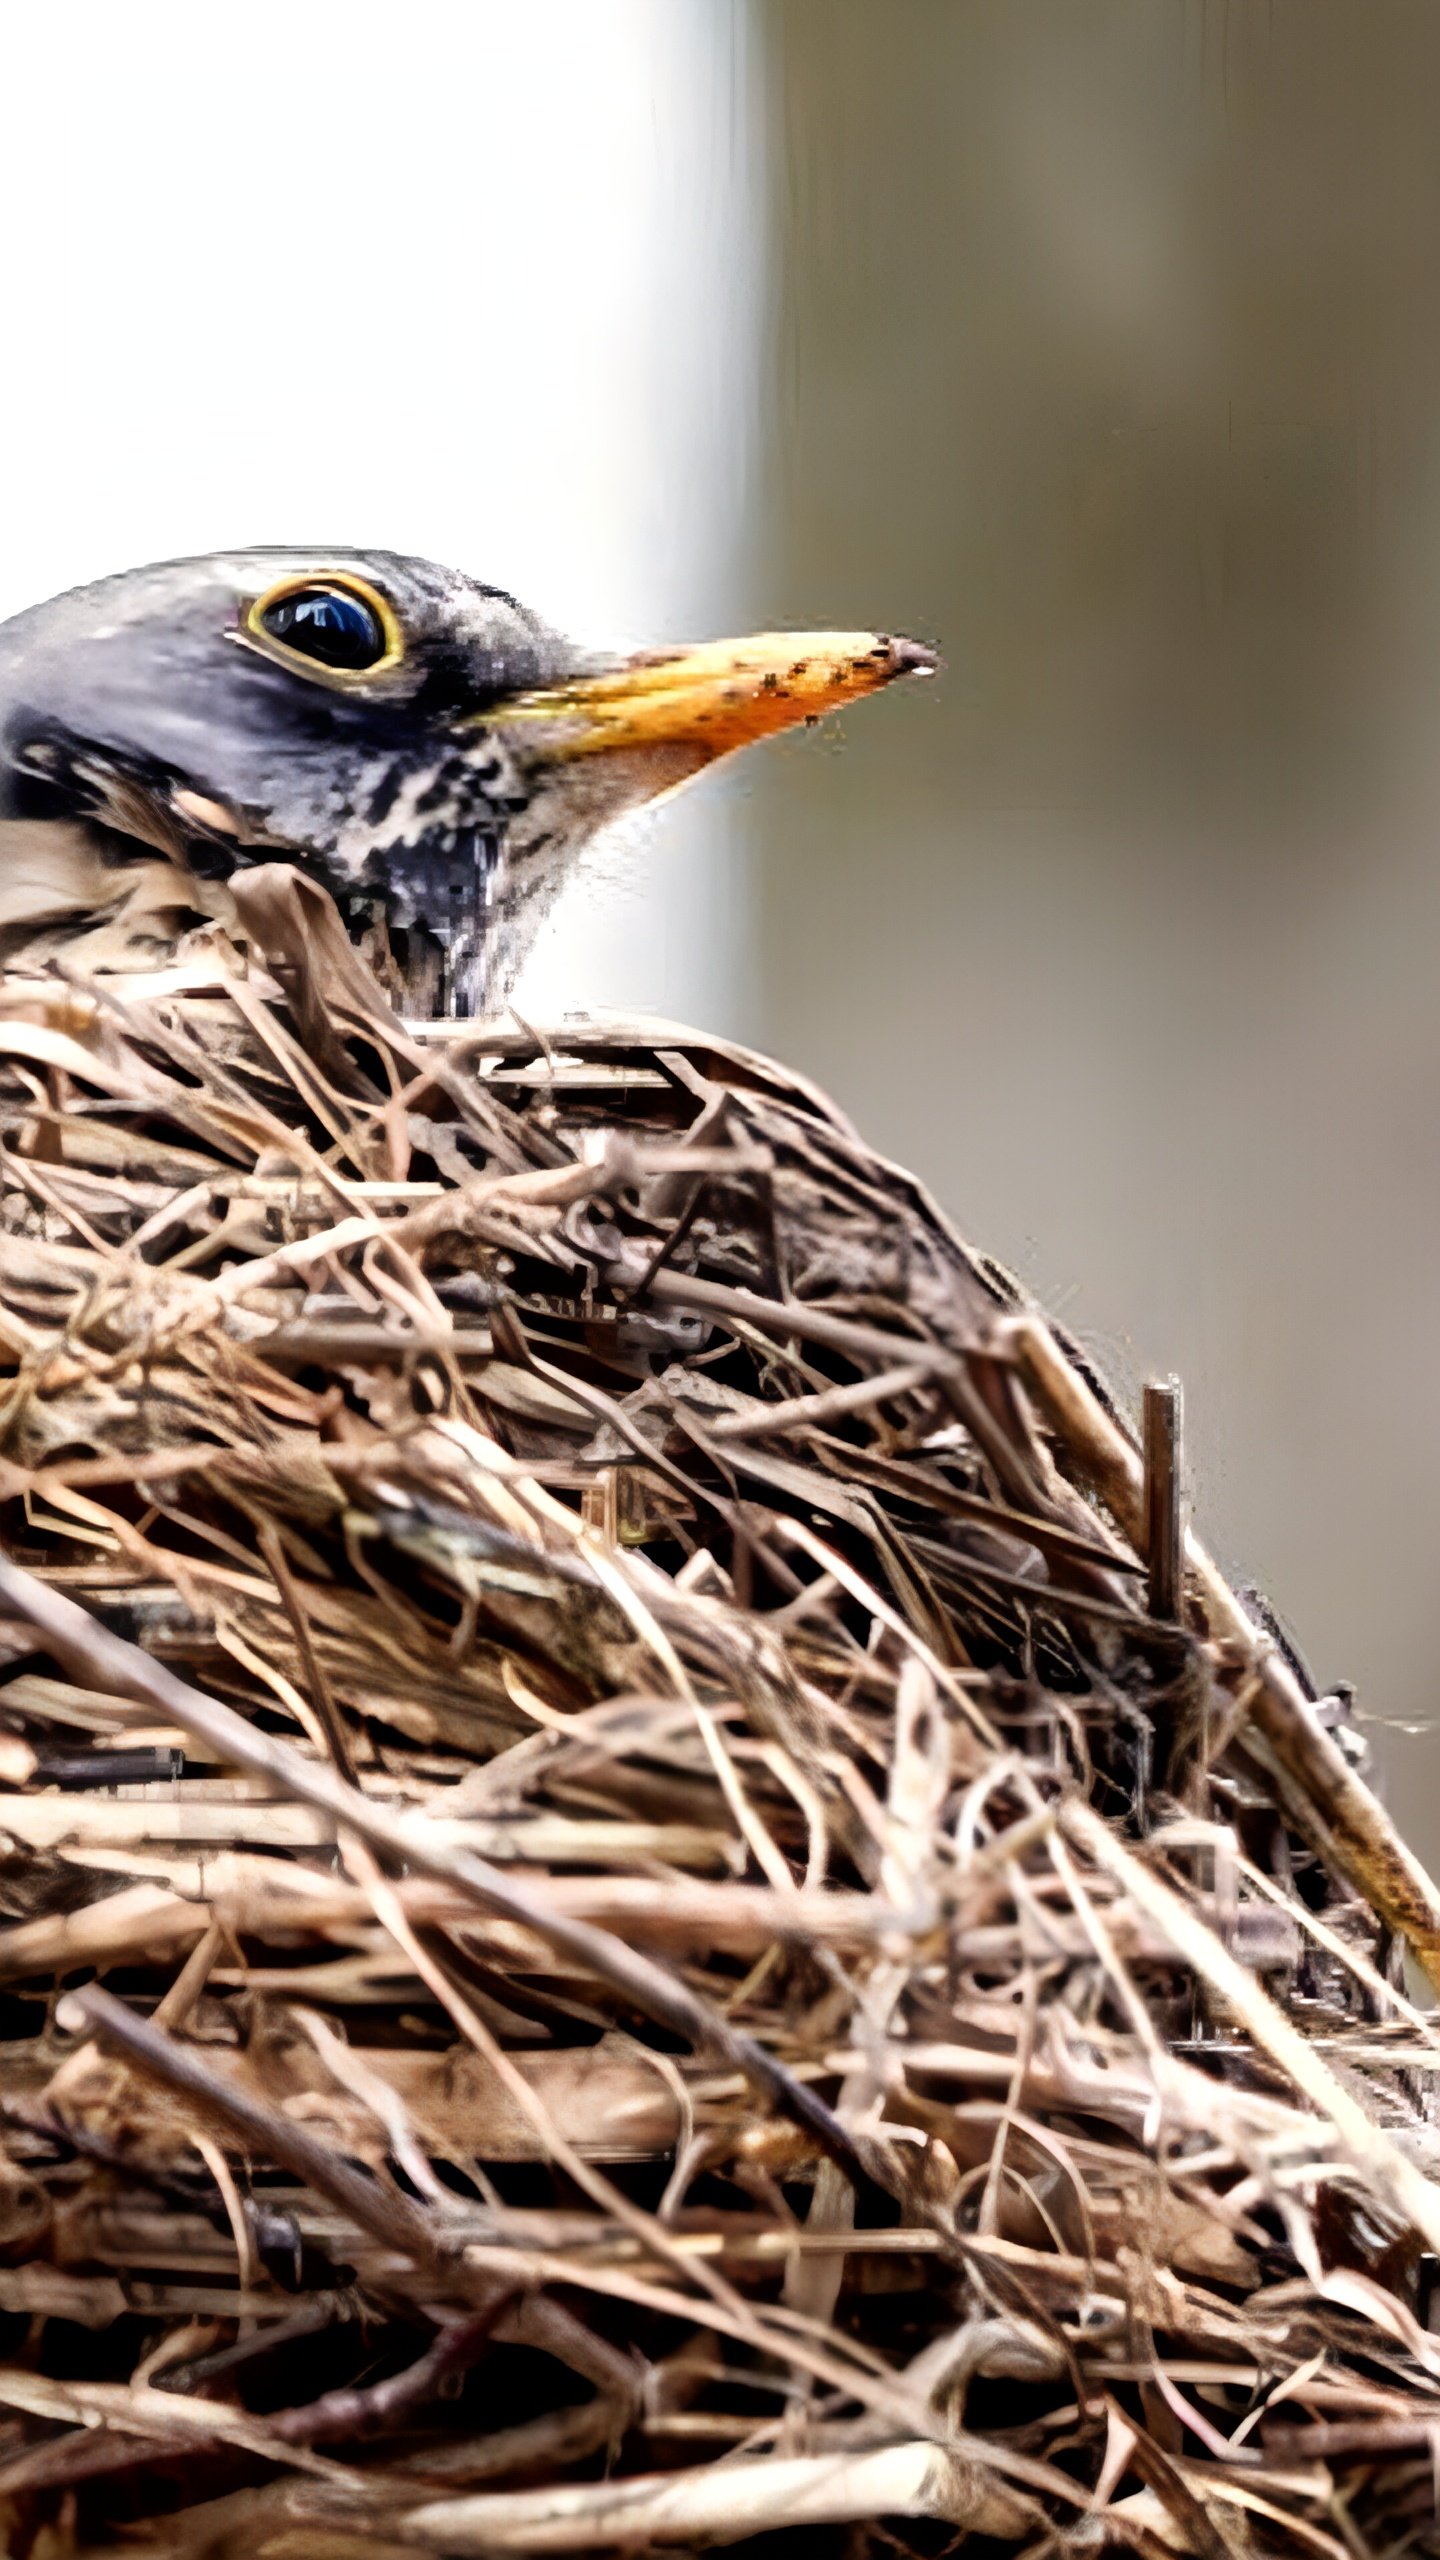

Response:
(743, 1), (1440, 1856)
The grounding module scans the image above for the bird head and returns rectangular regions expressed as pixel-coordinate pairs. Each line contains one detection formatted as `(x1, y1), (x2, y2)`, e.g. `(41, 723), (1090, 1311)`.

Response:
(0, 548), (936, 1013)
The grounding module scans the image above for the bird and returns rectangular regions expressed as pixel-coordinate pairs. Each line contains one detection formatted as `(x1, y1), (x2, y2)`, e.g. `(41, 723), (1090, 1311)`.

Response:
(0, 550), (935, 1016)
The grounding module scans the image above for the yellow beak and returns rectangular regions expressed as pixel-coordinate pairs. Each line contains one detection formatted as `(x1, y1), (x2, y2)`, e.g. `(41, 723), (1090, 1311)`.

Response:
(492, 629), (938, 765)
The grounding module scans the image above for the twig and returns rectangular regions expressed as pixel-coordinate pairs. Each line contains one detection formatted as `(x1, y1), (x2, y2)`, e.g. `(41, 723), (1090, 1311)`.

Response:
(397, 2443), (1036, 2551)
(255, 1512), (356, 1786)
(1061, 1798), (1440, 2256)
(1142, 1376), (1184, 1622)
(60, 1984), (451, 2283)
(273, 2298), (519, 2445)
(0, 1550), (884, 2199)
(1262, 2415), (1440, 2461)
(1004, 1310), (1440, 1990)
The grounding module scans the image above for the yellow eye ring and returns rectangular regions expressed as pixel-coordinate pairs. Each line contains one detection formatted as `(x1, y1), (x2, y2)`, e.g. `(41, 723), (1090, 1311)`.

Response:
(242, 570), (404, 685)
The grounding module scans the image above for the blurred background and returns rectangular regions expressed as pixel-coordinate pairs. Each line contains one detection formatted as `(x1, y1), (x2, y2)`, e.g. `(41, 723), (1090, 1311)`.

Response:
(3, 2), (1440, 1849)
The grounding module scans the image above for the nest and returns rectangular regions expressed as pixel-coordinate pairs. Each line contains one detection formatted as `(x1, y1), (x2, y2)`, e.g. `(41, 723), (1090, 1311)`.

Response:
(0, 872), (1438, 2556)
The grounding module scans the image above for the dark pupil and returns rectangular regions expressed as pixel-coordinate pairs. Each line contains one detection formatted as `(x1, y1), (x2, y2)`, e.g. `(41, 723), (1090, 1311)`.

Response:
(260, 584), (386, 671)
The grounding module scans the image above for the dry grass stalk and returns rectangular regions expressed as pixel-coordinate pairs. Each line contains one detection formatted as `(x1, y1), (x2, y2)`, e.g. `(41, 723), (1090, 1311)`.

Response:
(0, 869), (1434, 2554)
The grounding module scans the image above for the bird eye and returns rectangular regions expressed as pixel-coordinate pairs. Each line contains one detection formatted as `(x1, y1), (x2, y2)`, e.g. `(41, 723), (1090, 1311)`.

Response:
(250, 578), (395, 675)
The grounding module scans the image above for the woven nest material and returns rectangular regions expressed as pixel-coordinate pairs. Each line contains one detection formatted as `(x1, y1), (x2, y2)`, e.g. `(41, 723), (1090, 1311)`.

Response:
(0, 871), (1439, 2557)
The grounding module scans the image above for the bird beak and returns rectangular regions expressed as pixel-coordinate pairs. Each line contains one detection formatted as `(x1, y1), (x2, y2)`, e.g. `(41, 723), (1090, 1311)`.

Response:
(488, 630), (938, 772)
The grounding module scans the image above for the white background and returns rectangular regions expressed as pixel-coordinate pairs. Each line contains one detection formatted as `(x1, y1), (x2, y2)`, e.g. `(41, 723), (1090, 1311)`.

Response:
(0, 0), (759, 1024)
